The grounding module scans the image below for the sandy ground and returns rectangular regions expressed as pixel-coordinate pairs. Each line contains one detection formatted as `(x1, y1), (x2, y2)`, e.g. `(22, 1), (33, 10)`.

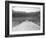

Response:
(12, 20), (40, 31)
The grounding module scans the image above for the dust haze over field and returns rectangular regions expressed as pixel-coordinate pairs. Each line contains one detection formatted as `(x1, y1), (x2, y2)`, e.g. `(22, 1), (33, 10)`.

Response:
(12, 7), (40, 31)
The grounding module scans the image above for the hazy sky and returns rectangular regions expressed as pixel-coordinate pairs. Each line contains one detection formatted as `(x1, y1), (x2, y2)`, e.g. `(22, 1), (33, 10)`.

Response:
(12, 6), (40, 13)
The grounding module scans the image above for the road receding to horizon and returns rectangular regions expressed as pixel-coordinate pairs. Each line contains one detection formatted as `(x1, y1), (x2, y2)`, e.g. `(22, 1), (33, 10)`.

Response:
(12, 20), (40, 31)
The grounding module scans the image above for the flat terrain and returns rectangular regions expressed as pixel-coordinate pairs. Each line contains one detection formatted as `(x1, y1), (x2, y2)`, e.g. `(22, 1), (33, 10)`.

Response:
(12, 17), (40, 27)
(12, 11), (40, 31)
(12, 20), (40, 31)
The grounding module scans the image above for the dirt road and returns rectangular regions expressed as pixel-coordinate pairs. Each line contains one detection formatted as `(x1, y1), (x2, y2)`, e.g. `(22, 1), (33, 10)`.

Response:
(12, 20), (40, 31)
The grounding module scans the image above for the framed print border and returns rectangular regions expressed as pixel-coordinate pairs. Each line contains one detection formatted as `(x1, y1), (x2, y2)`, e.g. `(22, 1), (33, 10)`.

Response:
(5, 1), (45, 37)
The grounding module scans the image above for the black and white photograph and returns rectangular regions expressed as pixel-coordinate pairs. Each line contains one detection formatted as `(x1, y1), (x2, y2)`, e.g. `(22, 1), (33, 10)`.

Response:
(12, 5), (40, 31)
(9, 3), (43, 34)
(5, 1), (45, 37)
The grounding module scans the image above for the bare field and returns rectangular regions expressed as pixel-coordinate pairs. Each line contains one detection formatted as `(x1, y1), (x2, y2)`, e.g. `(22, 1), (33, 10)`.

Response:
(12, 17), (40, 31)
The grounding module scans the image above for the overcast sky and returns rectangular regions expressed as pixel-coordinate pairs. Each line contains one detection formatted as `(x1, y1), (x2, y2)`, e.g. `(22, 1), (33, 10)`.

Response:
(12, 6), (40, 13)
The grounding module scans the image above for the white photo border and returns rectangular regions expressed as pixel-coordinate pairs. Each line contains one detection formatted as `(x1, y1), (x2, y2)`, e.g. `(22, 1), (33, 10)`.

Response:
(9, 4), (43, 35)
